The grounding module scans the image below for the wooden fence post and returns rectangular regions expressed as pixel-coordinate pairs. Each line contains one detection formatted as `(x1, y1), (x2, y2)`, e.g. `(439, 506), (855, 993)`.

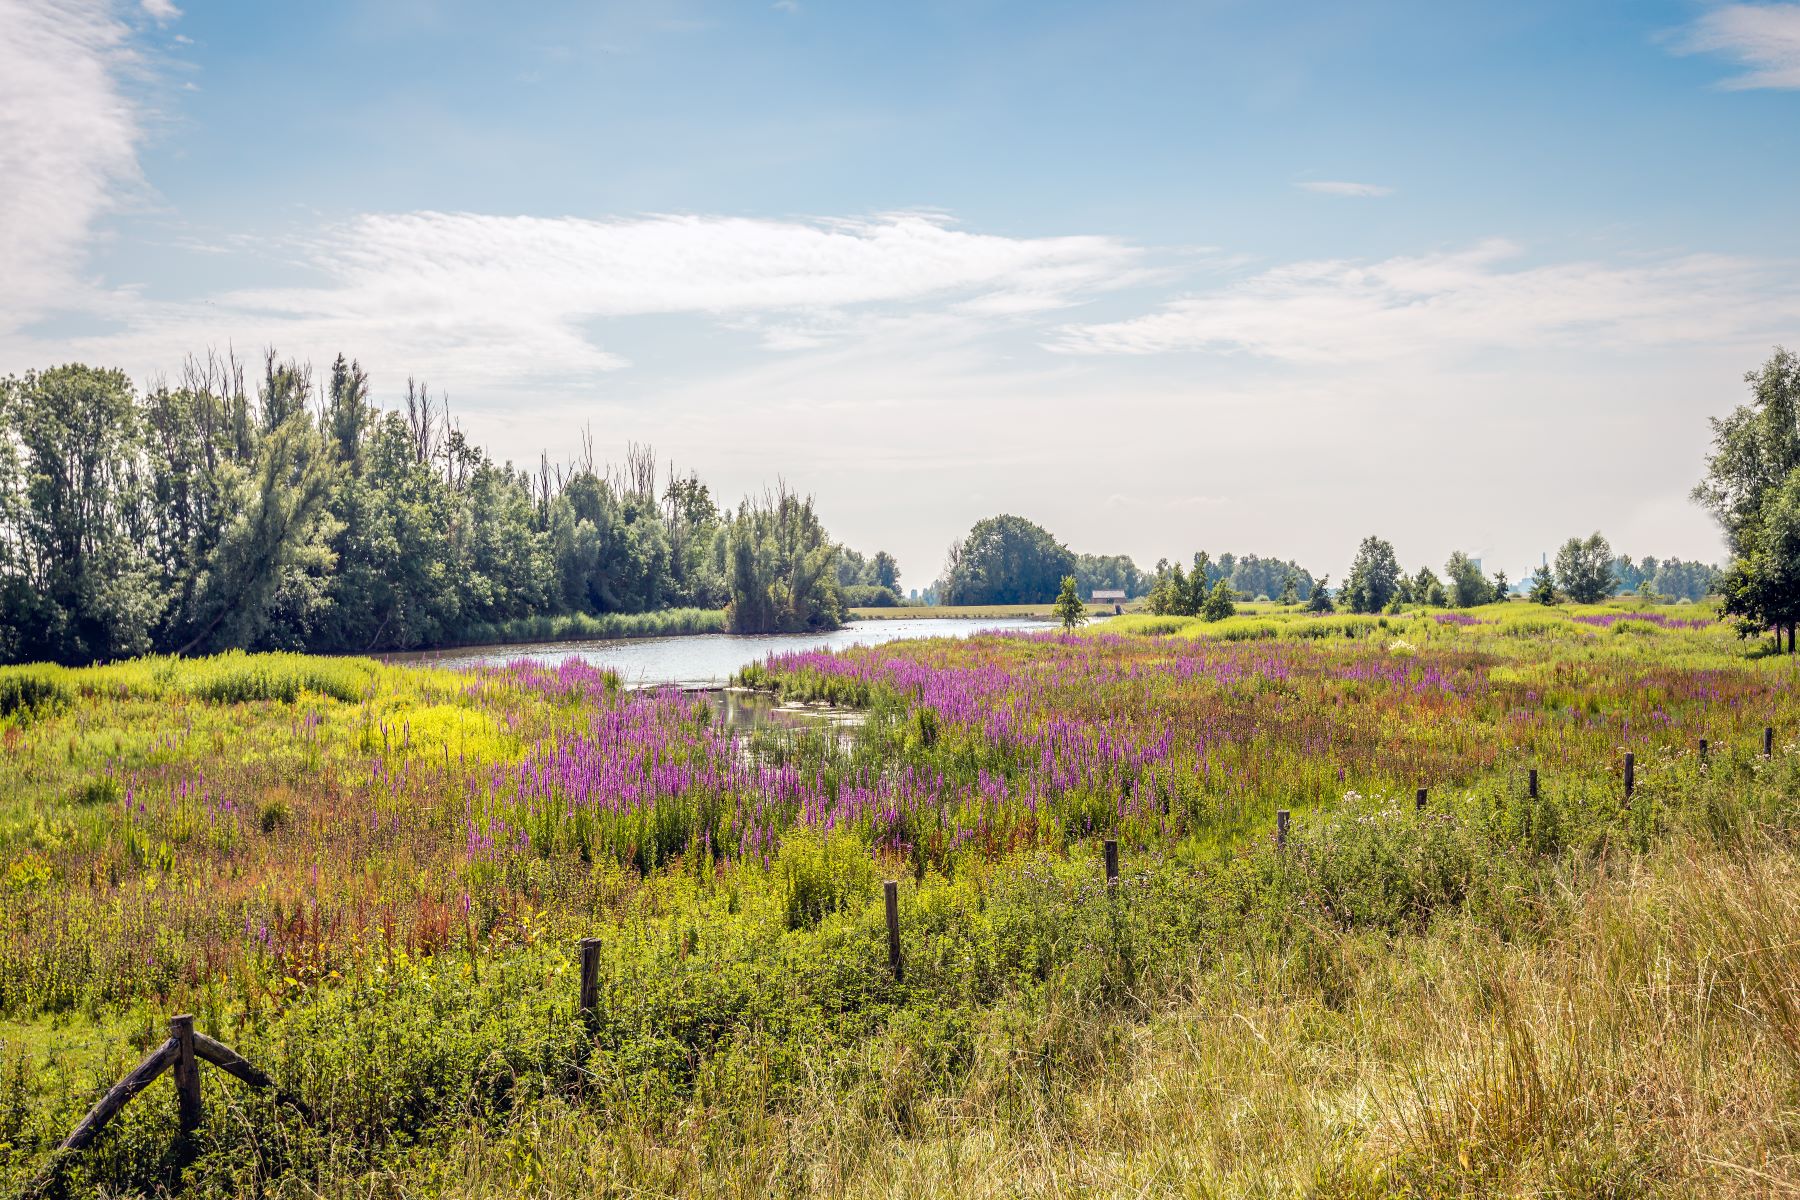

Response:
(1623, 752), (1635, 802)
(1765, 726), (1775, 759)
(1415, 787), (1427, 811)
(884, 880), (903, 983)
(1527, 768), (1538, 800)
(1699, 738), (1709, 762)
(170, 1015), (200, 1140)
(1276, 809), (1289, 850)
(1103, 839), (1119, 887)
(578, 938), (601, 1016)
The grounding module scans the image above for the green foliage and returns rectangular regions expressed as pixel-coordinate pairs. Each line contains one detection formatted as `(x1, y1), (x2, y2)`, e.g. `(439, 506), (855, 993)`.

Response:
(0, 359), (883, 664)
(1529, 563), (1560, 605)
(1200, 578), (1236, 622)
(942, 515), (1075, 605)
(1308, 575), (1335, 613)
(1053, 576), (1088, 630)
(1555, 531), (1615, 603)
(726, 486), (844, 633)
(1444, 550), (1494, 608)
(1343, 536), (1401, 613)
(0, 667), (71, 721)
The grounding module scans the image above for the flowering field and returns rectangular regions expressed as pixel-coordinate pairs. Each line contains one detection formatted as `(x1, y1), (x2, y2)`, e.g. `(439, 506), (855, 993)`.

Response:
(2, 603), (1800, 1195)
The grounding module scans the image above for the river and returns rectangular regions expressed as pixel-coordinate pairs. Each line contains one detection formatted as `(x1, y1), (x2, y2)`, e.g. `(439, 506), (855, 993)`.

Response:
(384, 616), (1067, 689)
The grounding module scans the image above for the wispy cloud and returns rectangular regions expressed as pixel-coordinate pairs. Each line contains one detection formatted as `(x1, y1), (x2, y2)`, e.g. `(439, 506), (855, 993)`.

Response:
(12, 210), (1145, 394)
(1297, 180), (1395, 198)
(140, 0), (180, 24)
(1677, 3), (1800, 89)
(0, 0), (144, 329)
(1052, 239), (1800, 362)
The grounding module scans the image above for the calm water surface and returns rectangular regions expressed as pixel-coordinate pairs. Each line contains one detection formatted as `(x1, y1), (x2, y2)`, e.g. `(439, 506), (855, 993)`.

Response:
(385, 617), (1067, 689)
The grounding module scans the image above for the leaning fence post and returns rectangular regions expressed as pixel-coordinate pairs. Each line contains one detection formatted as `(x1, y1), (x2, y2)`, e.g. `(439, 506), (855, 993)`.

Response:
(1699, 738), (1709, 762)
(1527, 768), (1538, 800)
(1103, 838), (1119, 887)
(1765, 726), (1775, 759)
(578, 938), (601, 1016)
(1415, 787), (1427, 811)
(170, 1015), (200, 1141)
(1276, 809), (1289, 850)
(1624, 752), (1635, 802)
(884, 880), (903, 983)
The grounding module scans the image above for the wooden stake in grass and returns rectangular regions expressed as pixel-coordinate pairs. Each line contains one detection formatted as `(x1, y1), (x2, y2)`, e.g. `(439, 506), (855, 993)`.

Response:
(1624, 752), (1635, 803)
(1103, 838), (1119, 887)
(884, 880), (903, 983)
(1528, 768), (1538, 800)
(1276, 809), (1289, 850)
(1699, 738), (1709, 762)
(170, 1014), (200, 1140)
(1765, 726), (1775, 759)
(1415, 787), (1428, 811)
(578, 938), (602, 1016)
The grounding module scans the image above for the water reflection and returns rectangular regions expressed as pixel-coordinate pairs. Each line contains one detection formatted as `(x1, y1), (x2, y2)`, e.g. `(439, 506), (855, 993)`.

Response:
(386, 616), (1074, 689)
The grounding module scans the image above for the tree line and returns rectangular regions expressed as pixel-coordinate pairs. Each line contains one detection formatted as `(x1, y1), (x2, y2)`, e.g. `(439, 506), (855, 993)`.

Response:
(934, 514), (1718, 619)
(0, 356), (884, 664)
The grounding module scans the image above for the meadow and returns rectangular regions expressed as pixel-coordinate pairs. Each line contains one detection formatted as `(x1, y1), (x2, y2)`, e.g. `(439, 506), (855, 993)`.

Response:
(1, 602), (1799, 1196)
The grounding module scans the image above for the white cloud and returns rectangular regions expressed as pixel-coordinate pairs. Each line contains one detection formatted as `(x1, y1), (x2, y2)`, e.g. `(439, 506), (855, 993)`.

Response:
(1052, 239), (1800, 362)
(1678, 3), (1800, 89)
(1297, 180), (1394, 198)
(26, 211), (1144, 391)
(0, 0), (143, 328)
(140, 0), (180, 23)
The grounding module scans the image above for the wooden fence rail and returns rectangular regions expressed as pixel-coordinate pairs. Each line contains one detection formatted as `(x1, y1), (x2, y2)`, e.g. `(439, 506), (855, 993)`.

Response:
(35, 1015), (307, 1192)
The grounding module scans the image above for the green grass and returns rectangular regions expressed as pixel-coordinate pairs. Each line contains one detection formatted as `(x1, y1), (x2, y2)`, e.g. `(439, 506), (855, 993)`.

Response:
(3, 611), (1799, 1196)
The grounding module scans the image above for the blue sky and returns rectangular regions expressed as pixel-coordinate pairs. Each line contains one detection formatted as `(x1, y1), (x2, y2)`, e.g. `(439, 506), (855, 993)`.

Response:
(4, 0), (1800, 586)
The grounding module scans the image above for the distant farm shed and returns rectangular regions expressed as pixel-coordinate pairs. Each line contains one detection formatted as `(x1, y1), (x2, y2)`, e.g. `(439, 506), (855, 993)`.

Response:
(1090, 589), (1126, 603)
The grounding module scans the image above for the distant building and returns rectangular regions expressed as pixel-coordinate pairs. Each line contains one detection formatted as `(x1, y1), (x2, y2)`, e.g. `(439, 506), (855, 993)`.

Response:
(1091, 588), (1126, 614)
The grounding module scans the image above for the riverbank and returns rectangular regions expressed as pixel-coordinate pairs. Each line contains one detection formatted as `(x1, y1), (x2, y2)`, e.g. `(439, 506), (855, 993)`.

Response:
(428, 607), (727, 649)
(848, 601), (1137, 621)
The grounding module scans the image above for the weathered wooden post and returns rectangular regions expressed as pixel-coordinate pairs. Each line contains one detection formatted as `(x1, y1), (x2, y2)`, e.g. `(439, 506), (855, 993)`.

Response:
(1624, 752), (1635, 802)
(1527, 768), (1538, 800)
(1699, 738), (1709, 761)
(1765, 726), (1775, 759)
(1276, 809), (1289, 851)
(170, 1015), (200, 1140)
(1103, 838), (1119, 887)
(578, 938), (602, 1016)
(1415, 787), (1428, 811)
(884, 880), (903, 983)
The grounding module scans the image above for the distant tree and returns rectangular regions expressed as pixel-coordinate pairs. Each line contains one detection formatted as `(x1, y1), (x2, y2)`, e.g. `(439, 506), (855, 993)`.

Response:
(1492, 570), (1510, 601)
(1202, 578), (1236, 621)
(1694, 347), (1800, 558)
(1186, 551), (1213, 615)
(1529, 563), (1559, 605)
(1444, 551), (1494, 608)
(1279, 571), (1299, 606)
(1554, 532), (1615, 603)
(1343, 536), (1402, 613)
(869, 550), (900, 592)
(1307, 575), (1335, 613)
(1053, 575), (1087, 631)
(1719, 467), (1800, 652)
(1073, 552), (1144, 598)
(1412, 566), (1446, 608)
(942, 514), (1075, 605)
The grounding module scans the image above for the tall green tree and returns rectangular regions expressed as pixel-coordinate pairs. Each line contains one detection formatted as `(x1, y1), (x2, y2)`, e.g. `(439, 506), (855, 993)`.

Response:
(1554, 532), (1615, 603)
(942, 515), (1075, 605)
(1053, 575), (1087, 630)
(1342, 536), (1401, 613)
(1444, 551), (1494, 608)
